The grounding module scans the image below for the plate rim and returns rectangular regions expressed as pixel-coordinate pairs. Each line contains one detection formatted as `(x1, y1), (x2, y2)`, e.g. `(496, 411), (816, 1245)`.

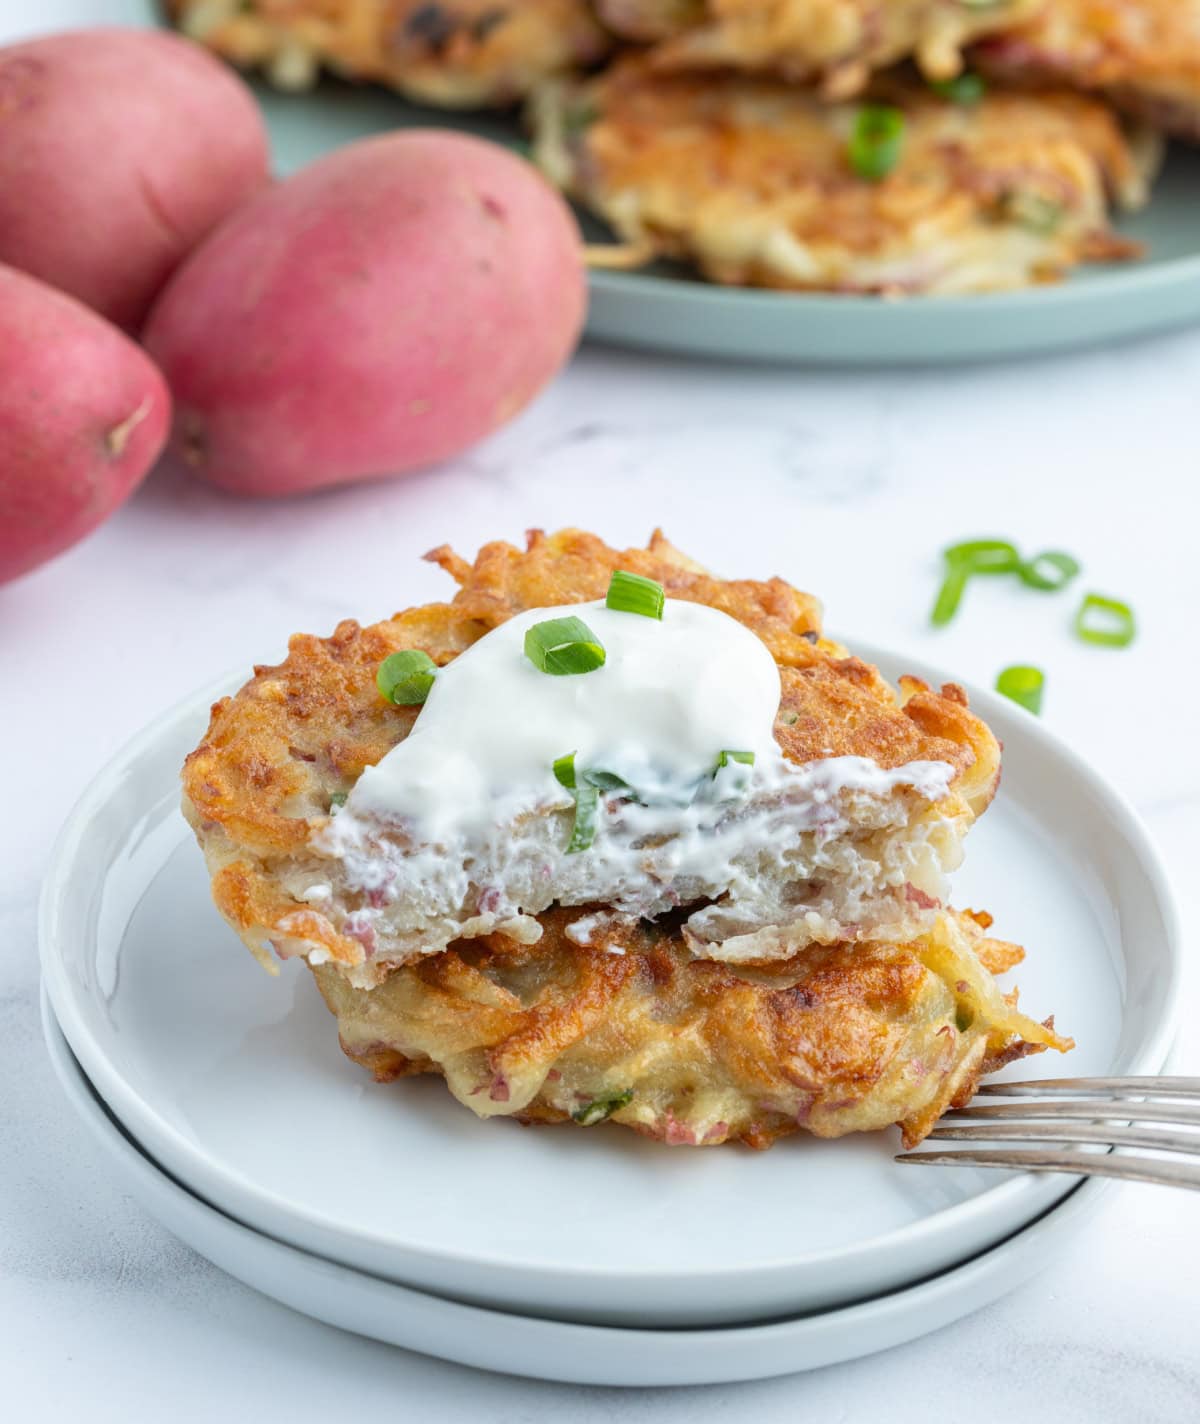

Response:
(38, 642), (1181, 1291)
(41, 988), (1112, 1386)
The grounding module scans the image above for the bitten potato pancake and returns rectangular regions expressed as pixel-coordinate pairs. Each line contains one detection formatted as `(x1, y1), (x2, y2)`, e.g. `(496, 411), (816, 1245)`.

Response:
(531, 57), (1157, 294)
(183, 529), (1000, 987)
(974, 0), (1200, 143)
(168, 0), (610, 106)
(314, 905), (1070, 1149)
(596, 0), (1041, 98)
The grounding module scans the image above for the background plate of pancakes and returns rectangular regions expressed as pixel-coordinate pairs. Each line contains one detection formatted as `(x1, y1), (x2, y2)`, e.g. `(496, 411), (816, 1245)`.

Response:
(39, 642), (1180, 1374)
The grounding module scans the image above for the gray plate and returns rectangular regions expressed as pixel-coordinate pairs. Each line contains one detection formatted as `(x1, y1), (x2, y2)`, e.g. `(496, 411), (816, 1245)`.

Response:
(258, 78), (1200, 365)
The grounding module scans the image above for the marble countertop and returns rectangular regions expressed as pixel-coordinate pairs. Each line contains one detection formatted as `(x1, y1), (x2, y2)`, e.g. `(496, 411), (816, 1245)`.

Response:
(5, 325), (1198, 1420)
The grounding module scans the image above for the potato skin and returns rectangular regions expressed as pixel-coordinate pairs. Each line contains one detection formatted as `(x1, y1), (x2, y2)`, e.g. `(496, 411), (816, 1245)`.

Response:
(142, 131), (586, 496)
(0, 265), (170, 586)
(0, 27), (269, 332)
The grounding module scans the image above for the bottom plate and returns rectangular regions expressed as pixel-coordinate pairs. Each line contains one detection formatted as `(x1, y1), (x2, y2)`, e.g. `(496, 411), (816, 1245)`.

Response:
(44, 991), (1110, 1388)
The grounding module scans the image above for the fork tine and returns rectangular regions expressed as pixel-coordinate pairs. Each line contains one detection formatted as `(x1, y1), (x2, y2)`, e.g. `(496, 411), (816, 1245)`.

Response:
(927, 1122), (1200, 1156)
(943, 1099), (1200, 1127)
(975, 1077), (1200, 1098)
(896, 1148), (1200, 1191)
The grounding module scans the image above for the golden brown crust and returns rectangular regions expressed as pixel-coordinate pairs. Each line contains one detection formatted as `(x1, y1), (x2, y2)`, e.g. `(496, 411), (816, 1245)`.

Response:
(975, 0), (1200, 143)
(167, 0), (610, 106)
(182, 529), (1000, 974)
(314, 906), (1071, 1149)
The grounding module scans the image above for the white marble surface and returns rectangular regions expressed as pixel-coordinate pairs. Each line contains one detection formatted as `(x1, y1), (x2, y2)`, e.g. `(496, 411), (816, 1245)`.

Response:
(2, 4), (1199, 1410)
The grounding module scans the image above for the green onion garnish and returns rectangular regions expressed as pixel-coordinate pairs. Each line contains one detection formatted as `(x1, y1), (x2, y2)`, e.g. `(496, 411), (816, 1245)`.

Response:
(944, 539), (1021, 575)
(553, 752), (600, 853)
(995, 665), (1045, 715)
(715, 750), (755, 769)
(524, 616), (606, 676)
(1074, 593), (1137, 649)
(930, 565), (969, 627)
(329, 791), (348, 809)
(606, 569), (665, 620)
(848, 105), (905, 181)
(376, 649), (437, 705)
(572, 1090), (633, 1126)
(931, 72), (986, 104)
(584, 769), (630, 792)
(1018, 550), (1080, 592)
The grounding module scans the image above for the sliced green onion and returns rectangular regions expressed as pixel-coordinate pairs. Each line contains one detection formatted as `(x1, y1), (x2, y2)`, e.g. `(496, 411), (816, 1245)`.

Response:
(606, 569), (665, 620)
(377, 649), (437, 705)
(553, 752), (600, 853)
(715, 750), (755, 769)
(584, 769), (630, 792)
(565, 784), (599, 853)
(1018, 550), (1081, 591)
(524, 616), (606, 675)
(848, 104), (905, 181)
(931, 72), (986, 104)
(944, 539), (1021, 575)
(329, 791), (348, 809)
(1074, 593), (1137, 648)
(930, 565), (969, 627)
(572, 1089), (633, 1125)
(995, 665), (1045, 715)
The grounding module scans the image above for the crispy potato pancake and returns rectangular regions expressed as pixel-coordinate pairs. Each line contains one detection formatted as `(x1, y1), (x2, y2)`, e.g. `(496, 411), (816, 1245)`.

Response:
(167, 0), (610, 106)
(974, 0), (1200, 143)
(597, 0), (1041, 98)
(183, 529), (1000, 986)
(314, 906), (1070, 1149)
(531, 57), (1157, 295)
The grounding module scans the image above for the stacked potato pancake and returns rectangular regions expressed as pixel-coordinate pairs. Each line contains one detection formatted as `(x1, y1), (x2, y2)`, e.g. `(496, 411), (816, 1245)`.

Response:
(183, 530), (1070, 1148)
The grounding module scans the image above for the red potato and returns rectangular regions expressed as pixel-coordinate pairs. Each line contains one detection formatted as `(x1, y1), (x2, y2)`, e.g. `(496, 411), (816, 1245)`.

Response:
(0, 265), (170, 587)
(0, 27), (269, 332)
(142, 131), (586, 496)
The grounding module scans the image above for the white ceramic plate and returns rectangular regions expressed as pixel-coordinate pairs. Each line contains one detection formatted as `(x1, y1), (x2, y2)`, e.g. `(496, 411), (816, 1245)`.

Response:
(43, 994), (1112, 1387)
(38, 645), (1180, 1328)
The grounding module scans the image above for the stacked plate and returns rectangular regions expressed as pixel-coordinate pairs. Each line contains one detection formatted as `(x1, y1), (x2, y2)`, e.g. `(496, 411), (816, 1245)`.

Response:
(40, 645), (1180, 1387)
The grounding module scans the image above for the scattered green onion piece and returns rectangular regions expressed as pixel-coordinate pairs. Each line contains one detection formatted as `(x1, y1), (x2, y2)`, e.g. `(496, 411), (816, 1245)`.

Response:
(553, 751), (578, 789)
(715, 750), (755, 769)
(931, 72), (986, 104)
(1074, 593), (1137, 649)
(329, 791), (348, 809)
(995, 665), (1045, 715)
(944, 539), (1021, 575)
(572, 1090), (634, 1125)
(930, 565), (969, 627)
(584, 769), (630, 792)
(606, 569), (665, 620)
(376, 649), (437, 705)
(848, 104), (905, 181)
(524, 616), (606, 676)
(1018, 550), (1081, 591)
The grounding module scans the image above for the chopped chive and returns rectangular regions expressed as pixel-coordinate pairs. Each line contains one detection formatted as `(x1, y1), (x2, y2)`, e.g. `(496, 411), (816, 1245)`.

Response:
(606, 569), (665, 619)
(944, 539), (1021, 575)
(553, 751), (577, 789)
(995, 665), (1045, 715)
(329, 791), (348, 809)
(524, 616), (606, 676)
(931, 72), (986, 104)
(931, 565), (969, 627)
(1018, 551), (1080, 592)
(1074, 593), (1136, 648)
(584, 769), (630, 792)
(715, 750), (755, 769)
(377, 649), (437, 705)
(848, 104), (905, 181)
(572, 1089), (633, 1125)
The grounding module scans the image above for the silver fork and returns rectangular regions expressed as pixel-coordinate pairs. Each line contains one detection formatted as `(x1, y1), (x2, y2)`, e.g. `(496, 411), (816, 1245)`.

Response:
(896, 1077), (1200, 1191)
